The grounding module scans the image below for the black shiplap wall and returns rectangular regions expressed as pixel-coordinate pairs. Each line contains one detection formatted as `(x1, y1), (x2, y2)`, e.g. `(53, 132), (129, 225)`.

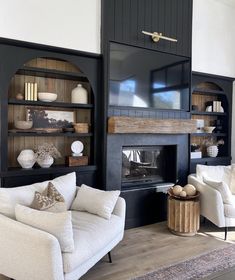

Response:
(102, 0), (193, 57)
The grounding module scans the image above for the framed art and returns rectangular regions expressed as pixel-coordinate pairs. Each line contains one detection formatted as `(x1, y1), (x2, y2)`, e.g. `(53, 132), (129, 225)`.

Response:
(26, 107), (75, 131)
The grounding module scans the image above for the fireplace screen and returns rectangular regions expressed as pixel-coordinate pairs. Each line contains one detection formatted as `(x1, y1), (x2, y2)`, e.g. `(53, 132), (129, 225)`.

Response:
(122, 145), (177, 185)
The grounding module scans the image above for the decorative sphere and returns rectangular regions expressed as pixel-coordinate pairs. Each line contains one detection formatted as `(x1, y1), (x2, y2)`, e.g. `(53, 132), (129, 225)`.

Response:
(172, 185), (183, 196)
(179, 190), (187, 197)
(184, 184), (197, 196)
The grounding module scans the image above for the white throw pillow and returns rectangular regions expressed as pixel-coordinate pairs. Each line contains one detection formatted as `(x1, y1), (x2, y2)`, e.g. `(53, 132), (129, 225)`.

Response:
(0, 172), (76, 219)
(71, 184), (120, 219)
(203, 177), (233, 205)
(15, 204), (74, 253)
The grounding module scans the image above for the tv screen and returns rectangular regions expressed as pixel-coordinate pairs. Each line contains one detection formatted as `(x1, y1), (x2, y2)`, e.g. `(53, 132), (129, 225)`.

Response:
(109, 42), (190, 110)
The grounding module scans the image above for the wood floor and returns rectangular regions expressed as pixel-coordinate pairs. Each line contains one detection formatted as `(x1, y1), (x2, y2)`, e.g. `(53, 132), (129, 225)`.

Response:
(1, 221), (235, 280)
(82, 221), (235, 280)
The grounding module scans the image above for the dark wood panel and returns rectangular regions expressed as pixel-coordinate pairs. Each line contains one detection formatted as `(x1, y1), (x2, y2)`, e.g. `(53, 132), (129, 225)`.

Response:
(102, 0), (192, 57)
(121, 189), (167, 229)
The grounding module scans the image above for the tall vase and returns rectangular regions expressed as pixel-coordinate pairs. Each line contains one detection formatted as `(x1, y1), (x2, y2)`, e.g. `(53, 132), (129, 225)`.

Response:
(37, 155), (54, 168)
(207, 145), (218, 157)
(71, 84), (88, 104)
(17, 149), (36, 169)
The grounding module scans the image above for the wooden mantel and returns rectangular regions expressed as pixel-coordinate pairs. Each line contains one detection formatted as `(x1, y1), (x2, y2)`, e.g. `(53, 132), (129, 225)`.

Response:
(108, 116), (197, 134)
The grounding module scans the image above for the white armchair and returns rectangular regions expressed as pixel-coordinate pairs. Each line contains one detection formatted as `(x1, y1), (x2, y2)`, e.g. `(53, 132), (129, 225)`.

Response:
(188, 164), (235, 240)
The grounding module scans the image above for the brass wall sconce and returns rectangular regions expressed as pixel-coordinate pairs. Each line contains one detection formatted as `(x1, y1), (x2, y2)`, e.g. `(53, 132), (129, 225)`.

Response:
(142, 31), (177, 43)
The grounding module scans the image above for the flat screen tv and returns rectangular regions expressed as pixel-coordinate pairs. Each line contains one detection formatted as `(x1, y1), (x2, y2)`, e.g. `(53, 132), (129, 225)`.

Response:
(109, 42), (190, 110)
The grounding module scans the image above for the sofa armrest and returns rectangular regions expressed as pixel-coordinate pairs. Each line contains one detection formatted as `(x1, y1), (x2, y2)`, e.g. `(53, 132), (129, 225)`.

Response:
(0, 214), (64, 280)
(188, 174), (225, 227)
(113, 197), (126, 220)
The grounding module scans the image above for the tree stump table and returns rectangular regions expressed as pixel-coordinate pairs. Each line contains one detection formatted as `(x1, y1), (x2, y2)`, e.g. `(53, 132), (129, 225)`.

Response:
(168, 193), (200, 237)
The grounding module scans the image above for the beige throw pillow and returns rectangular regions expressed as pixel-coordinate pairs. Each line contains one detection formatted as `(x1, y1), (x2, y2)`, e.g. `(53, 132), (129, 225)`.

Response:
(71, 184), (120, 219)
(15, 204), (74, 253)
(31, 182), (66, 212)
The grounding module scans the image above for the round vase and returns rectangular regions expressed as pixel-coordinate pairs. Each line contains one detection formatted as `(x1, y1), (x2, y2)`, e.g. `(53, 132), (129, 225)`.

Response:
(37, 155), (54, 168)
(17, 149), (36, 169)
(207, 145), (218, 157)
(71, 84), (88, 104)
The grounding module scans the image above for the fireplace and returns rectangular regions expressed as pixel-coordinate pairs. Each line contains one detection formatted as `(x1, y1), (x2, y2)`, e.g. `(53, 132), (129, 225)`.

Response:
(122, 145), (177, 189)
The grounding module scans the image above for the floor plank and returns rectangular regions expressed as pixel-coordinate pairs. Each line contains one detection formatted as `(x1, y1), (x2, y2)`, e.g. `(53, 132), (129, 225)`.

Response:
(82, 222), (235, 280)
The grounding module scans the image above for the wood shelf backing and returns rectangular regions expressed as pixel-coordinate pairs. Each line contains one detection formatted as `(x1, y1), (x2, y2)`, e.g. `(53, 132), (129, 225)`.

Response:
(108, 116), (197, 134)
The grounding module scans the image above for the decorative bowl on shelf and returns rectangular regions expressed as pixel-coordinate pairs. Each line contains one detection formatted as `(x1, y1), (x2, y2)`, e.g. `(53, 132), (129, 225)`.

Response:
(14, 120), (33, 130)
(38, 92), (57, 102)
(203, 126), (216, 133)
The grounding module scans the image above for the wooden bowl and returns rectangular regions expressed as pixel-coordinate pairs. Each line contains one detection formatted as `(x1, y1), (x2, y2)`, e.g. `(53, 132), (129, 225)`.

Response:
(203, 126), (216, 133)
(168, 188), (200, 200)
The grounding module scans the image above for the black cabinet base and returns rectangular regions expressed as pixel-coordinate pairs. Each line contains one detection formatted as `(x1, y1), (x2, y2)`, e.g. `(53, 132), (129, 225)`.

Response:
(121, 188), (167, 229)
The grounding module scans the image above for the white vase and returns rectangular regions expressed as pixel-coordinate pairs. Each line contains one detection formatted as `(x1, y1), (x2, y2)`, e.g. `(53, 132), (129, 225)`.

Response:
(37, 155), (54, 168)
(71, 84), (88, 104)
(17, 149), (36, 169)
(207, 145), (218, 157)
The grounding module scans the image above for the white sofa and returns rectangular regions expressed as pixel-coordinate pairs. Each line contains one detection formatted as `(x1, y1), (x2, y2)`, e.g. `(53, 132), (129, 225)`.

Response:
(188, 164), (235, 240)
(0, 172), (126, 280)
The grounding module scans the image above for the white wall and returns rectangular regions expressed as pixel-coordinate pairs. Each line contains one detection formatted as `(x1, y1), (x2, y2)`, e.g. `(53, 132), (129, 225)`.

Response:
(192, 0), (235, 78)
(0, 0), (101, 54)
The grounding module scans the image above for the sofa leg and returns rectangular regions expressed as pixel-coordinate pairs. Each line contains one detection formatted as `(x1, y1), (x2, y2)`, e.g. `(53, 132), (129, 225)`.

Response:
(224, 227), (228, 240)
(108, 251), (112, 263)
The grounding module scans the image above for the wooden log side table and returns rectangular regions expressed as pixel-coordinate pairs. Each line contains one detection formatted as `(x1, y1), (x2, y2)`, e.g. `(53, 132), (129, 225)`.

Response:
(167, 193), (200, 237)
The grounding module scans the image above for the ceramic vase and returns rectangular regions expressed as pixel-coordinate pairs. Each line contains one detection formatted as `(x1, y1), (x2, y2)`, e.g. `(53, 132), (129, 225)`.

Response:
(37, 155), (54, 168)
(207, 145), (218, 157)
(17, 149), (36, 169)
(71, 84), (88, 104)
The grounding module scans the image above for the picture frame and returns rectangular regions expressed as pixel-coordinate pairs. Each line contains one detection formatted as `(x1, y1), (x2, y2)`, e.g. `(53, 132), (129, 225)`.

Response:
(26, 107), (75, 131)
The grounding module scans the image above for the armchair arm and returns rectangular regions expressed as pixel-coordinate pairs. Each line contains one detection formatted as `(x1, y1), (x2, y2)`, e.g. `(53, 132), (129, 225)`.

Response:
(188, 175), (225, 227)
(112, 197), (126, 219)
(0, 214), (64, 280)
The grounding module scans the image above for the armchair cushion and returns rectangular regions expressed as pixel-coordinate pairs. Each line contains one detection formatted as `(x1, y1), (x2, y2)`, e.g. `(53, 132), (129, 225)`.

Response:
(0, 172), (76, 219)
(15, 204), (74, 253)
(203, 177), (233, 205)
(71, 184), (120, 219)
(196, 164), (231, 185)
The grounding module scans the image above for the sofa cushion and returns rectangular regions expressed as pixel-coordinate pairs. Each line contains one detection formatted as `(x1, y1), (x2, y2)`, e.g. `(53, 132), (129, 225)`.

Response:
(71, 184), (120, 219)
(203, 177), (233, 205)
(0, 172), (76, 219)
(196, 164), (231, 185)
(62, 210), (123, 273)
(15, 204), (74, 253)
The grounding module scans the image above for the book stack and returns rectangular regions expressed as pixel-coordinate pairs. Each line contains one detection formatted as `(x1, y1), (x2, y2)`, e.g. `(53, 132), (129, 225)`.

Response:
(212, 101), (224, 112)
(24, 82), (38, 101)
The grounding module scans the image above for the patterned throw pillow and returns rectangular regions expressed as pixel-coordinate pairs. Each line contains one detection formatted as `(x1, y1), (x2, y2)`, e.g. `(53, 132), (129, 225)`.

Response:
(31, 182), (66, 212)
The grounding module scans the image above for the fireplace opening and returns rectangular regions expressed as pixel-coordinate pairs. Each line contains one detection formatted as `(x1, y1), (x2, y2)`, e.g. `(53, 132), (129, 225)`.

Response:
(122, 145), (177, 189)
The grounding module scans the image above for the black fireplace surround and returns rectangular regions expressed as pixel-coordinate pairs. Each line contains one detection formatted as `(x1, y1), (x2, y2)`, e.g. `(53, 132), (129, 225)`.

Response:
(106, 134), (189, 191)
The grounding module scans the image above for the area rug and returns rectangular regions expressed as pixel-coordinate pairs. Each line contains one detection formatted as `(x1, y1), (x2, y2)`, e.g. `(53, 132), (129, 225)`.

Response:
(133, 244), (235, 280)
